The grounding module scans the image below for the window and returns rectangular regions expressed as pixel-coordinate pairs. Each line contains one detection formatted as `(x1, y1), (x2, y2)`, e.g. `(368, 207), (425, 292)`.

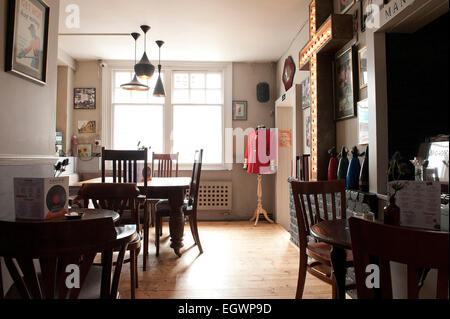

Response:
(105, 62), (232, 169)
(112, 71), (164, 152)
(172, 72), (224, 164)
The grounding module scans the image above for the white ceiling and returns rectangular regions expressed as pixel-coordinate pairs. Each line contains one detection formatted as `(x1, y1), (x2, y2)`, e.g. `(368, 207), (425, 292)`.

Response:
(58, 0), (308, 62)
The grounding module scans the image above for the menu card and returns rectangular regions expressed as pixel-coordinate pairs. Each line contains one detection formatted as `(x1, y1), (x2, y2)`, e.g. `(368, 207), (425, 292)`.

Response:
(389, 181), (441, 230)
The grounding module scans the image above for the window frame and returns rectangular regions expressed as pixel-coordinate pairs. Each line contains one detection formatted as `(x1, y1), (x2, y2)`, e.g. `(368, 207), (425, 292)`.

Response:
(102, 61), (233, 171)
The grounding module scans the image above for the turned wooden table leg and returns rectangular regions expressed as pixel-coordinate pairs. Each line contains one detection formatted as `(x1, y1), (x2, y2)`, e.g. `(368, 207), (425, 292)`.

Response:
(330, 245), (347, 300)
(169, 189), (185, 257)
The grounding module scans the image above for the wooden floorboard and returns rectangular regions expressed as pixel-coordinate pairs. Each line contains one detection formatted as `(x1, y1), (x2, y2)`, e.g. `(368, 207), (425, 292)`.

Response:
(117, 221), (332, 299)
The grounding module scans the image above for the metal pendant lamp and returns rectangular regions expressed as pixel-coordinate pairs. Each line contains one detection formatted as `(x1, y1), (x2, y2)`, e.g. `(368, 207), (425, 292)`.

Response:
(135, 25), (155, 80)
(153, 40), (166, 97)
(121, 32), (149, 91)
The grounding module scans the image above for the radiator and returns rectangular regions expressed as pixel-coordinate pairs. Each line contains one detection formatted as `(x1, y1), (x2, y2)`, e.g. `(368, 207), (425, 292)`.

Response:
(196, 181), (232, 211)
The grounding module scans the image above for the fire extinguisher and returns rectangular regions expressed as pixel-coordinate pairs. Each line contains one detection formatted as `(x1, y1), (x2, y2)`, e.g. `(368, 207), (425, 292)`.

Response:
(328, 147), (338, 180)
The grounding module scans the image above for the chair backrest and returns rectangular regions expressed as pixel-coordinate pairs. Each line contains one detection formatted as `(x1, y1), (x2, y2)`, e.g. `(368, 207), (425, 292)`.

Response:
(0, 218), (122, 299)
(101, 147), (148, 188)
(151, 152), (179, 177)
(187, 150), (203, 211)
(349, 217), (449, 299)
(78, 183), (141, 230)
(290, 180), (346, 245)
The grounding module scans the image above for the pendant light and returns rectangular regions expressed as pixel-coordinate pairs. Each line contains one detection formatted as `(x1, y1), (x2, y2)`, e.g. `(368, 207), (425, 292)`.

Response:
(135, 25), (155, 80)
(121, 32), (149, 91)
(153, 40), (166, 97)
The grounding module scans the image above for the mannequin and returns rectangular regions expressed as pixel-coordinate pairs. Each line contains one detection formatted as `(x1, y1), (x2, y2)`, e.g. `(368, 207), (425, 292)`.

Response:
(244, 125), (277, 225)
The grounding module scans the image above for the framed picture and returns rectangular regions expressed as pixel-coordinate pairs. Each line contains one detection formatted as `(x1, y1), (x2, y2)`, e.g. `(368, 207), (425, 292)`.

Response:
(358, 47), (368, 89)
(335, 47), (356, 120)
(358, 99), (369, 145)
(74, 88), (96, 109)
(339, 0), (355, 14)
(301, 76), (311, 109)
(232, 101), (248, 121)
(5, 0), (50, 85)
(304, 108), (311, 152)
(77, 144), (92, 158)
(282, 56), (296, 91)
(77, 120), (96, 134)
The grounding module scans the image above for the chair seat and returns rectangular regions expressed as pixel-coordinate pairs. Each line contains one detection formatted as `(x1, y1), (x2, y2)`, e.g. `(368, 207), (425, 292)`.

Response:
(155, 199), (192, 217)
(306, 242), (353, 265)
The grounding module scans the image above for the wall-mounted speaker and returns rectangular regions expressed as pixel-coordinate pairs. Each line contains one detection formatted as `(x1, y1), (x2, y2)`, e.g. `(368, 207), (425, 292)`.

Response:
(257, 82), (270, 103)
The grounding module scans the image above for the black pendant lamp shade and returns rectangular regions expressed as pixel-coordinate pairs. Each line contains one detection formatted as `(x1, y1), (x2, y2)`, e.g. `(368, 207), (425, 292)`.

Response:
(153, 40), (166, 97)
(135, 25), (155, 80)
(121, 32), (149, 91)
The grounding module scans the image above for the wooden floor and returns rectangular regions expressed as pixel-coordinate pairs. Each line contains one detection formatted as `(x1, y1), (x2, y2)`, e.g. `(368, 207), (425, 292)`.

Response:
(117, 221), (332, 299)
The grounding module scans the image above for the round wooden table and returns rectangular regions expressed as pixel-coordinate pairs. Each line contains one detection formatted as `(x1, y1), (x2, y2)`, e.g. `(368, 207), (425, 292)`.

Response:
(310, 219), (351, 300)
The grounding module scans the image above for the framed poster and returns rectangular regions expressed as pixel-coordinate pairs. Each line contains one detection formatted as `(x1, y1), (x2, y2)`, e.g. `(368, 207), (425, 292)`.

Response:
(74, 88), (96, 109)
(232, 101), (248, 121)
(301, 76), (311, 109)
(358, 47), (368, 89)
(339, 0), (355, 14)
(358, 99), (369, 145)
(77, 120), (96, 134)
(77, 144), (92, 158)
(335, 47), (356, 120)
(5, 0), (50, 85)
(304, 108), (311, 153)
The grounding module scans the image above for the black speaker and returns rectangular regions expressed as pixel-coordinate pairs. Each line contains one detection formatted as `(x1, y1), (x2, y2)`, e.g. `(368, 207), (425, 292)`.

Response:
(257, 82), (270, 103)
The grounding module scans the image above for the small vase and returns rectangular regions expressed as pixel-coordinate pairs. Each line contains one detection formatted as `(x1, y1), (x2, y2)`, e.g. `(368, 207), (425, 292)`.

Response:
(384, 197), (400, 226)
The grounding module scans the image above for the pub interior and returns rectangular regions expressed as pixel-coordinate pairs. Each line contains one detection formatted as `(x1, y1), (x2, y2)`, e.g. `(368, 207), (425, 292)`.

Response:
(0, 0), (448, 303)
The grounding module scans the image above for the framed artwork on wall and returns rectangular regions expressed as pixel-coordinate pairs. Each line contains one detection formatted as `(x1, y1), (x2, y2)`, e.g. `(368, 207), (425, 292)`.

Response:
(358, 47), (368, 89)
(282, 56), (296, 91)
(5, 0), (50, 85)
(74, 88), (96, 109)
(77, 120), (96, 134)
(339, 0), (355, 14)
(334, 47), (356, 121)
(304, 108), (311, 152)
(232, 101), (248, 121)
(77, 144), (92, 158)
(301, 76), (311, 109)
(358, 99), (369, 145)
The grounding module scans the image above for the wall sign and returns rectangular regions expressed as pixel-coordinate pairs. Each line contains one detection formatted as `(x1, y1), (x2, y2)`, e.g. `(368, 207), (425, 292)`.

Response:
(282, 56), (296, 91)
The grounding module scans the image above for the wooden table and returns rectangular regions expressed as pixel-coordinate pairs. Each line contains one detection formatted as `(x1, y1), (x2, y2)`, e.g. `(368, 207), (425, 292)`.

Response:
(71, 177), (191, 257)
(310, 219), (351, 300)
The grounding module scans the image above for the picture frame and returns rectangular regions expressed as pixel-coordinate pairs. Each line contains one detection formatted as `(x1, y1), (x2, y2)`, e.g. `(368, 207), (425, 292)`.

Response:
(232, 101), (248, 121)
(74, 88), (96, 110)
(358, 47), (368, 89)
(358, 99), (369, 145)
(282, 56), (296, 91)
(5, 0), (50, 85)
(304, 108), (311, 153)
(339, 0), (355, 14)
(334, 47), (357, 121)
(77, 120), (96, 134)
(301, 76), (311, 109)
(77, 144), (92, 158)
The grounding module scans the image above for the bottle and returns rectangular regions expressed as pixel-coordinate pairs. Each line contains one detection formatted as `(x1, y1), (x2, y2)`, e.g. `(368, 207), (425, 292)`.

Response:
(328, 147), (338, 180)
(359, 145), (369, 192)
(384, 196), (400, 226)
(346, 146), (362, 190)
(71, 135), (78, 157)
(337, 146), (349, 181)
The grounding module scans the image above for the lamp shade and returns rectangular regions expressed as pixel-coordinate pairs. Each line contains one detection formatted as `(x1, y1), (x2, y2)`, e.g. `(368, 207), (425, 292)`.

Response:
(120, 74), (150, 91)
(135, 25), (155, 79)
(153, 66), (166, 97)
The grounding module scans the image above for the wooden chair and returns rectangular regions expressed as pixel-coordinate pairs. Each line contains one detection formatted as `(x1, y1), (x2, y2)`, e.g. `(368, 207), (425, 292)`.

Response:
(101, 147), (152, 272)
(154, 150), (203, 256)
(290, 180), (355, 299)
(349, 217), (449, 299)
(78, 183), (142, 299)
(151, 152), (179, 177)
(0, 218), (126, 299)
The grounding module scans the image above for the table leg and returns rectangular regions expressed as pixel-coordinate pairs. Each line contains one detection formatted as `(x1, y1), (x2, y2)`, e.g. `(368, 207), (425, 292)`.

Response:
(143, 202), (149, 271)
(168, 189), (185, 257)
(330, 246), (347, 300)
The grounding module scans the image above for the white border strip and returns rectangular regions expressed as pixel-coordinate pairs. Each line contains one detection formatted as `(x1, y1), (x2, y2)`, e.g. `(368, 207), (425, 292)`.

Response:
(0, 155), (60, 166)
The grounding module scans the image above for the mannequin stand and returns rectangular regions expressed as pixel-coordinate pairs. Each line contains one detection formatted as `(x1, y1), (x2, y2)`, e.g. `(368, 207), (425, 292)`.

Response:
(249, 174), (274, 226)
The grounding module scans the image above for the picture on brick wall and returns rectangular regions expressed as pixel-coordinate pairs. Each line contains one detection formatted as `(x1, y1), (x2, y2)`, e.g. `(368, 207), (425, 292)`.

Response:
(74, 88), (96, 109)
(5, 0), (50, 85)
(335, 47), (356, 120)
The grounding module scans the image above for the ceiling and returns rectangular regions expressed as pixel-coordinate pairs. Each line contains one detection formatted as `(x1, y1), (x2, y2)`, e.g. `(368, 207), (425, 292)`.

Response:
(58, 0), (307, 62)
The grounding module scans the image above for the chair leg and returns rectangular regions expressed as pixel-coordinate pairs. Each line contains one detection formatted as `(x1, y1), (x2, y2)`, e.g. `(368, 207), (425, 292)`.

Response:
(296, 250), (308, 299)
(143, 204), (150, 272)
(159, 216), (163, 237)
(130, 250), (136, 299)
(135, 249), (139, 289)
(189, 215), (203, 254)
(155, 215), (160, 257)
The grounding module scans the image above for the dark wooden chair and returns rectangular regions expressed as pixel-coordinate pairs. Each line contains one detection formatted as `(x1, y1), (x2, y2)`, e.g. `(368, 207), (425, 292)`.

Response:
(0, 218), (126, 299)
(154, 150), (203, 256)
(290, 180), (355, 299)
(151, 152), (179, 177)
(101, 147), (152, 272)
(349, 217), (449, 299)
(78, 183), (141, 299)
